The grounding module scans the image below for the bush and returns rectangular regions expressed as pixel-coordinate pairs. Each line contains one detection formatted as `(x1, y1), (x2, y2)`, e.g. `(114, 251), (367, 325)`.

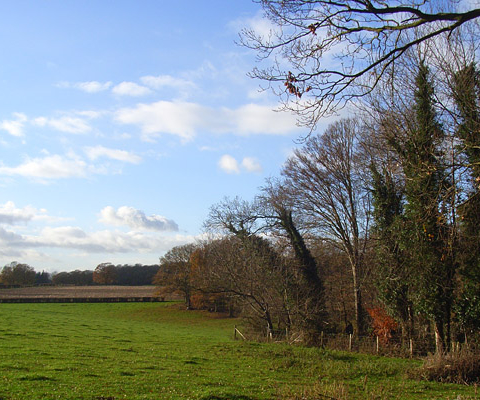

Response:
(415, 351), (480, 384)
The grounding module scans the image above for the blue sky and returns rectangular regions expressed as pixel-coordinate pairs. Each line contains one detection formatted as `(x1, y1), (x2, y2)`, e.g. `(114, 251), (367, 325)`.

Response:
(0, 1), (332, 272)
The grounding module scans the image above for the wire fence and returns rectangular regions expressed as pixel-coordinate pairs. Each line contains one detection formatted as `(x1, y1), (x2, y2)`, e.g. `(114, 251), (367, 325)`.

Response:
(235, 327), (478, 358)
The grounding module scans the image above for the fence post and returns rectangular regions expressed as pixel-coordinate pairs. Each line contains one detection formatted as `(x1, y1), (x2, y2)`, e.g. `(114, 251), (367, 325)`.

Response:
(376, 336), (379, 353)
(349, 334), (353, 351)
(409, 338), (413, 357)
(321, 331), (324, 347)
(234, 325), (237, 340)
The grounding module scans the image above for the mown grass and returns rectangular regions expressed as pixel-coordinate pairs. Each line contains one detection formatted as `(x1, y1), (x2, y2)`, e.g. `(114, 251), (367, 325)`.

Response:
(0, 302), (477, 399)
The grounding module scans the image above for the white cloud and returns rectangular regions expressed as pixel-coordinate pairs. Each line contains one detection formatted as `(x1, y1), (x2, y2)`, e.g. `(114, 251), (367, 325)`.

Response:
(115, 101), (300, 142)
(112, 81), (152, 97)
(33, 116), (91, 134)
(140, 74), (195, 91)
(0, 201), (46, 225)
(75, 110), (104, 119)
(0, 154), (88, 180)
(115, 101), (206, 142)
(8, 226), (188, 254)
(0, 113), (28, 137)
(241, 157), (262, 173)
(218, 154), (240, 174)
(84, 146), (142, 164)
(218, 155), (263, 174)
(0, 224), (199, 266)
(76, 81), (113, 93)
(58, 81), (113, 93)
(99, 206), (178, 232)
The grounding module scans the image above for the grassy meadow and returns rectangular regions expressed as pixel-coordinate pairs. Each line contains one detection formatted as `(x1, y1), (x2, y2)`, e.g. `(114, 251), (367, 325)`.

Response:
(0, 302), (477, 400)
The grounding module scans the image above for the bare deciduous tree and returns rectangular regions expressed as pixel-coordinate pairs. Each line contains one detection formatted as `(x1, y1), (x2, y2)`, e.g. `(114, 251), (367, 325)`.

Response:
(241, 0), (480, 128)
(195, 236), (289, 334)
(282, 118), (371, 333)
(153, 243), (198, 309)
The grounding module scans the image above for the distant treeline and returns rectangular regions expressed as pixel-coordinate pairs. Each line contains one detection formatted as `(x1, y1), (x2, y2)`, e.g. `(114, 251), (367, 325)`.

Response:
(0, 262), (159, 286)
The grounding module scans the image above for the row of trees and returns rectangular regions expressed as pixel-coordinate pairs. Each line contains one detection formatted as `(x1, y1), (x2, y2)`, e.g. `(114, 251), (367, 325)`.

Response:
(0, 262), (159, 286)
(155, 0), (480, 354)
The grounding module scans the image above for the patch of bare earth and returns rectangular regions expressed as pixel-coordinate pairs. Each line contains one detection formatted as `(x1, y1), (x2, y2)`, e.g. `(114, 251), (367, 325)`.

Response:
(0, 285), (157, 299)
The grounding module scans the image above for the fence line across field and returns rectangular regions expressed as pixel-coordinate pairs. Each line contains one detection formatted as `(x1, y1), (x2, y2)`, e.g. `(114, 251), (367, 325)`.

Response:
(234, 327), (474, 357)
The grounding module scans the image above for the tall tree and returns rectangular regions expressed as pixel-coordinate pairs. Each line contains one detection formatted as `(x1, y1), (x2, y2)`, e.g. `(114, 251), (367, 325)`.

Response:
(369, 163), (414, 342)
(387, 62), (455, 353)
(206, 195), (328, 339)
(452, 63), (480, 338)
(282, 118), (371, 334)
(454, 64), (480, 273)
(260, 182), (328, 338)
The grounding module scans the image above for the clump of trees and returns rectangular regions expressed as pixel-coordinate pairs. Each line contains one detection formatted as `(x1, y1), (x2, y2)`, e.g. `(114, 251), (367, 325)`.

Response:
(0, 262), (37, 286)
(52, 270), (93, 285)
(154, 0), (480, 354)
(0, 262), (160, 286)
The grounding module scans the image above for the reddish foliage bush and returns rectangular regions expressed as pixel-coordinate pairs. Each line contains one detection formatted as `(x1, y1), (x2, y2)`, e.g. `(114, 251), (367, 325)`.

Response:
(367, 307), (398, 345)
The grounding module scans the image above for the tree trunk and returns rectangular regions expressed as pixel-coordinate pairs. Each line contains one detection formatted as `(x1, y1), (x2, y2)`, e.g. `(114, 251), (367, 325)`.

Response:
(278, 208), (328, 334)
(351, 261), (365, 335)
(434, 319), (445, 355)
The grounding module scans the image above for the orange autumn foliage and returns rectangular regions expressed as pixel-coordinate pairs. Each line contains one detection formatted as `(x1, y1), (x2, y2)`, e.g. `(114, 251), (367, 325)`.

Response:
(367, 307), (398, 345)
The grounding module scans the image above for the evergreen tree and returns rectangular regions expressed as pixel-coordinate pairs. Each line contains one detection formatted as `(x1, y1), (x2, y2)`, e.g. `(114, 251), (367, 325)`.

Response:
(370, 164), (413, 342)
(453, 64), (480, 338)
(384, 62), (455, 353)
(401, 62), (454, 353)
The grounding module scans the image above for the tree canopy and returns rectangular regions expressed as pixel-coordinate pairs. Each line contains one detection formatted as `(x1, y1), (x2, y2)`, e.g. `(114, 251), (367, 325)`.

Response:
(241, 0), (480, 128)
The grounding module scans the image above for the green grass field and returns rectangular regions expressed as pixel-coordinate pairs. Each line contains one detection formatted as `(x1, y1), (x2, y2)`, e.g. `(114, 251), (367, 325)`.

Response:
(0, 302), (477, 399)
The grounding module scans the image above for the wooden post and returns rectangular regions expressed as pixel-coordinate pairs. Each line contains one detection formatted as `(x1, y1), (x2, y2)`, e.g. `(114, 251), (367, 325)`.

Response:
(376, 336), (379, 353)
(349, 334), (353, 351)
(409, 338), (413, 357)
(320, 331), (324, 347)
(234, 326), (246, 341)
(234, 325), (237, 340)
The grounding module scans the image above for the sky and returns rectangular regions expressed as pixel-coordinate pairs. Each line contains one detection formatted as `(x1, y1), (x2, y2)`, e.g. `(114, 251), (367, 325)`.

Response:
(0, 1), (335, 273)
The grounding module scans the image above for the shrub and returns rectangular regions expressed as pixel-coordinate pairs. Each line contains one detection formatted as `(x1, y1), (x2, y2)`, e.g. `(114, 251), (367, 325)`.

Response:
(415, 351), (480, 384)
(367, 307), (398, 345)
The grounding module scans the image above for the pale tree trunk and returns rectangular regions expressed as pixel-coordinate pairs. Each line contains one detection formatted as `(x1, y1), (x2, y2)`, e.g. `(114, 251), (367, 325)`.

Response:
(350, 256), (365, 335)
(434, 319), (445, 355)
(353, 275), (365, 335)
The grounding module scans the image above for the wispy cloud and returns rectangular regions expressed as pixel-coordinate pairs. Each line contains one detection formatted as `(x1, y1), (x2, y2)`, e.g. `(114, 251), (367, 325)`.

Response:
(140, 74), (195, 91)
(0, 113), (28, 137)
(0, 154), (88, 180)
(57, 81), (113, 93)
(241, 157), (262, 173)
(99, 206), (178, 232)
(230, 10), (278, 40)
(84, 146), (142, 164)
(33, 116), (91, 134)
(112, 81), (152, 97)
